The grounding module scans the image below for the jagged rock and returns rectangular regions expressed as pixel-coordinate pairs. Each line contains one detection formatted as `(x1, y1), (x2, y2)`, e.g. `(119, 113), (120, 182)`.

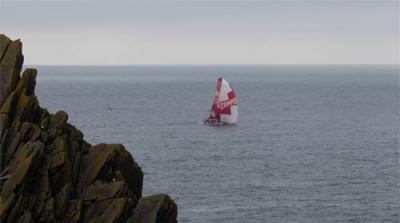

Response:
(83, 198), (134, 223)
(0, 34), (177, 223)
(0, 91), (17, 114)
(1, 141), (45, 197)
(17, 211), (33, 223)
(48, 111), (68, 130)
(0, 35), (11, 58)
(0, 193), (15, 220)
(15, 68), (37, 96)
(2, 130), (21, 166)
(0, 114), (9, 138)
(82, 181), (127, 201)
(63, 199), (82, 223)
(54, 183), (72, 218)
(1, 141), (44, 223)
(0, 34), (23, 107)
(81, 143), (143, 199)
(130, 194), (178, 223)
(19, 122), (41, 142)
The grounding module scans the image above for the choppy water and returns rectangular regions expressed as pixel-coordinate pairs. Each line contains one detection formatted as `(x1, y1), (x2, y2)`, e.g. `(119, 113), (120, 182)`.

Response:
(33, 65), (399, 222)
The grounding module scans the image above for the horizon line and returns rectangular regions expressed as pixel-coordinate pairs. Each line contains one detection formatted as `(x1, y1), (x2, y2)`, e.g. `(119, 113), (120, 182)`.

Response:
(24, 63), (400, 66)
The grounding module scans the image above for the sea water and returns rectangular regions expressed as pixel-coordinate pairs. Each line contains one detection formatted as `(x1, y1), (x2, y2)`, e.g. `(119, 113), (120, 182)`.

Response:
(33, 65), (399, 222)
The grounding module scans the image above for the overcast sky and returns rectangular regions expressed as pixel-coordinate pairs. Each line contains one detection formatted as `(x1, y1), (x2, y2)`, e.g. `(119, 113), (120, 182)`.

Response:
(0, 0), (399, 65)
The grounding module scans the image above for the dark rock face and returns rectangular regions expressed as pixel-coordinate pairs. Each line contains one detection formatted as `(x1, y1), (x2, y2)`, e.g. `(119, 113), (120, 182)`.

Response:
(0, 34), (177, 223)
(129, 194), (178, 223)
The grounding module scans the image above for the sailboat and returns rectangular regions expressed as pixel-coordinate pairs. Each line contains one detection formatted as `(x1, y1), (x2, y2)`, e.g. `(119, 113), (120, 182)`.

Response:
(203, 78), (238, 126)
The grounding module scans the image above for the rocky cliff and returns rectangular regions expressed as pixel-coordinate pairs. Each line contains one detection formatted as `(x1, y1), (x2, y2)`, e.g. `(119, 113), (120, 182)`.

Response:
(0, 34), (177, 223)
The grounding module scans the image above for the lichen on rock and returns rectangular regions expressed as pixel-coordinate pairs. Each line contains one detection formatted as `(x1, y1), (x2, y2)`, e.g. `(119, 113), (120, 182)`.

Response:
(0, 34), (177, 223)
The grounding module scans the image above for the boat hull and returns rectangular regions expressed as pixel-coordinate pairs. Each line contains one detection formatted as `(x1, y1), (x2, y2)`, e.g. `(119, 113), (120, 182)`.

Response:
(203, 119), (230, 126)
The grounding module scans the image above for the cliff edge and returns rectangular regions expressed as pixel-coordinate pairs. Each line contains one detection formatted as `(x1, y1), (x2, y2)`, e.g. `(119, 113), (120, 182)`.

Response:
(0, 34), (177, 223)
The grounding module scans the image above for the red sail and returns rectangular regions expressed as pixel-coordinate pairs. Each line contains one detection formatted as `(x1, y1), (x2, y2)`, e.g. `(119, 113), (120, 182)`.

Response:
(205, 78), (238, 125)
(208, 78), (223, 121)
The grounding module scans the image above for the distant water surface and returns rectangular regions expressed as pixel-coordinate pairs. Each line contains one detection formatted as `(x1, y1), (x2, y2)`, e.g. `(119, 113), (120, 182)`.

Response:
(32, 65), (399, 222)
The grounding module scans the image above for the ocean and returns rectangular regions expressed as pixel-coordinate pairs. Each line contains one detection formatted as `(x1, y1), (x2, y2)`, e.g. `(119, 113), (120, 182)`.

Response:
(32, 65), (399, 222)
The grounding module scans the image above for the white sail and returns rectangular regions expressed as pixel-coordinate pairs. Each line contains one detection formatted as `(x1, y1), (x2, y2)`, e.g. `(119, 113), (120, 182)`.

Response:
(219, 79), (238, 124)
(204, 78), (238, 125)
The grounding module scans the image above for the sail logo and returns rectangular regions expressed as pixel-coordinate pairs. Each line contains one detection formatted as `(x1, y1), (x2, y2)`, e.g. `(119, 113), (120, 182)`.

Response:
(219, 97), (237, 110)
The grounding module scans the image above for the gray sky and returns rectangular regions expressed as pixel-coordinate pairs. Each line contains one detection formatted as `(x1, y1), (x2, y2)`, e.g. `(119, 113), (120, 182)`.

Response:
(0, 0), (399, 65)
